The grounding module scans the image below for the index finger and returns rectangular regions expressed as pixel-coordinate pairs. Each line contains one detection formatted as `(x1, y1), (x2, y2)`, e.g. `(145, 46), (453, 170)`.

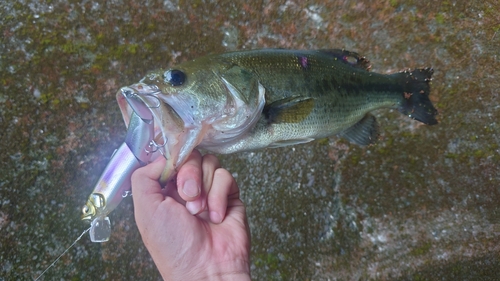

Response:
(131, 156), (166, 226)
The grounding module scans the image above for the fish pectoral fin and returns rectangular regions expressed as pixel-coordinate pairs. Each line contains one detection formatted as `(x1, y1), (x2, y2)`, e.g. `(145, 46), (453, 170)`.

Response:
(264, 96), (314, 124)
(269, 138), (315, 148)
(339, 113), (379, 146)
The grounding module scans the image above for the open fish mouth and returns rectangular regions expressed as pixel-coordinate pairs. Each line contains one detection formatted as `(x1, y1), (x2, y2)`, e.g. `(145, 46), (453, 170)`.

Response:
(116, 83), (187, 176)
(117, 84), (166, 154)
(117, 83), (162, 124)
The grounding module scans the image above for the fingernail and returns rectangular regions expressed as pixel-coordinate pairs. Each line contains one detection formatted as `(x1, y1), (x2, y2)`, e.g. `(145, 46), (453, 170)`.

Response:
(182, 179), (199, 198)
(210, 211), (222, 224)
(186, 200), (202, 215)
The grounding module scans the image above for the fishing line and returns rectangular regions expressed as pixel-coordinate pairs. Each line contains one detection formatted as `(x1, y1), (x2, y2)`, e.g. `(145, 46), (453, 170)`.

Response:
(33, 227), (91, 281)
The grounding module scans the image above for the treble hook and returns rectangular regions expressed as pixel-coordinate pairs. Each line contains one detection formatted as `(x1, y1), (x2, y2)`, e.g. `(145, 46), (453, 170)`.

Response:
(122, 190), (132, 198)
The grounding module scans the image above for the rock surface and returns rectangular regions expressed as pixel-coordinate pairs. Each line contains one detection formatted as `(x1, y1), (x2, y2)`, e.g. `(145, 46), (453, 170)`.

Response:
(1, 0), (499, 280)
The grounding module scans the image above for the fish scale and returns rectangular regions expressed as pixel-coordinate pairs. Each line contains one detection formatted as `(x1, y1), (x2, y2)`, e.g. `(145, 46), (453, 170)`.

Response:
(204, 51), (403, 149)
(82, 49), (438, 226)
(118, 49), (437, 182)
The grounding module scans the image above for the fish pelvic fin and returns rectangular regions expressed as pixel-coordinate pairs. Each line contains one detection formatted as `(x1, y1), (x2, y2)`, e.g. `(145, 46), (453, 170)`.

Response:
(396, 68), (438, 125)
(339, 113), (379, 146)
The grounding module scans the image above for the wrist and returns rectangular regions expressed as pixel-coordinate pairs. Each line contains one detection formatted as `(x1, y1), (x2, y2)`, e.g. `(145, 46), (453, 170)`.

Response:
(204, 272), (251, 281)
(161, 259), (251, 281)
(209, 258), (250, 279)
(208, 258), (251, 281)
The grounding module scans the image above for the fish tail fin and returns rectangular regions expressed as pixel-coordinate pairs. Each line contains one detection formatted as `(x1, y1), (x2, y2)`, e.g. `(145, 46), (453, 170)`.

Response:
(395, 68), (438, 125)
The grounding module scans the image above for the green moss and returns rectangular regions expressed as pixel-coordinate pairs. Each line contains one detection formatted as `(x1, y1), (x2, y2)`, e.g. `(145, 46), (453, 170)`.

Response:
(79, 102), (90, 109)
(451, 263), (463, 274)
(317, 138), (329, 145)
(472, 150), (483, 158)
(254, 253), (282, 274)
(91, 63), (103, 71)
(143, 43), (153, 52)
(469, 135), (478, 141)
(341, 13), (356, 23)
(350, 154), (360, 165)
(435, 13), (445, 24)
(146, 23), (156, 32)
(400, 131), (416, 138)
(96, 32), (105, 42)
(445, 153), (458, 159)
(40, 93), (53, 104)
(61, 42), (78, 54)
(377, 146), (388, 155)
(410, 242), (432, 256)
(127, 44), (139, 55)
(40, 38), (54, 46)
(412, 273), (426, 281)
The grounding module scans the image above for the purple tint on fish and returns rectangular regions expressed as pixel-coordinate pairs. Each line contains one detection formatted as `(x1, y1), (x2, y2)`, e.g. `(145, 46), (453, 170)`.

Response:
(297, 56), (309, 69)
(342, 55), (357, 65)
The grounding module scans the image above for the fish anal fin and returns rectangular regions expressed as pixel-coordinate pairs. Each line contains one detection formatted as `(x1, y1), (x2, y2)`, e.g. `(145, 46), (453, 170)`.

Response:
(318, 49), (371, 71)
(264, 97), (314, 124)
(340, 114), (379, 146)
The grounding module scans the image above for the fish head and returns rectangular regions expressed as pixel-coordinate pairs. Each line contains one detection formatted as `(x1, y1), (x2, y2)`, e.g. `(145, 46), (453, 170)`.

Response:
(140, 63), (233, 128)
(117, 58), (265, 183)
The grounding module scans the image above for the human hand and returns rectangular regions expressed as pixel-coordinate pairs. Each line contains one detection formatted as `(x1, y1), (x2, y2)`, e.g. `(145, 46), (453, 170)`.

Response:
(131, 150), (251, 281)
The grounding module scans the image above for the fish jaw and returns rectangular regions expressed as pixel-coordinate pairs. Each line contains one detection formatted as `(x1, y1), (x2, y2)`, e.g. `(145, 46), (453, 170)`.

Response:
(116, 83), (206, 184)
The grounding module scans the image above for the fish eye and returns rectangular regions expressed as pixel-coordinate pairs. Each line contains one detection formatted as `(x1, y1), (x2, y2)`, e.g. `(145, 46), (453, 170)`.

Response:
(163, 69), (186, 86)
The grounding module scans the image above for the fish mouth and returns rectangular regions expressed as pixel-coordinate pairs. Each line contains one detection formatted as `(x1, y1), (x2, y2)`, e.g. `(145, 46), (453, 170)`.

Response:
(117, 83), (161, 148)
(116, 83), (187, 171)
(117, 83), (162, 131)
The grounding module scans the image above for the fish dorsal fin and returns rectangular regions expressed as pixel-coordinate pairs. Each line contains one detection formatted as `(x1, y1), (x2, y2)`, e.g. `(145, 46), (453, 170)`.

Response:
(318, 49), (371, 71)
(264, 96), (314, 124)
(339, 113), (379, 146)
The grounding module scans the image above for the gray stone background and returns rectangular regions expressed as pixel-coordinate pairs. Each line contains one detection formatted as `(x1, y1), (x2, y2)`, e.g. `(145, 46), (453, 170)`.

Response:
(1, 0), (499, 280)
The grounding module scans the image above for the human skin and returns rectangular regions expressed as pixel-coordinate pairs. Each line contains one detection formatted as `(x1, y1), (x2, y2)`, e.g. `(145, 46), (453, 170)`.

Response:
(131, 150), (251, 281)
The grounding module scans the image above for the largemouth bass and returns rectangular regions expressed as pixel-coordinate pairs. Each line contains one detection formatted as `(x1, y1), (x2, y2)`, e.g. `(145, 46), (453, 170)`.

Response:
(118, 49), (438, 183)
